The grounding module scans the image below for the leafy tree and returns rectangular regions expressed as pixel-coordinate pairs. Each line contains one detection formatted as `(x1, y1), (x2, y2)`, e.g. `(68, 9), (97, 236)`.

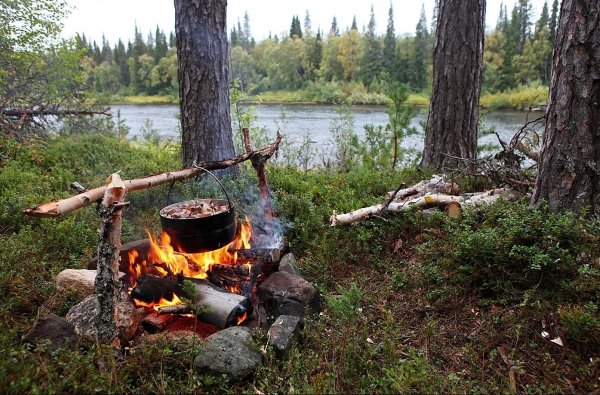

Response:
(0, 0), (94, 138)
(338, 29), (361, 81)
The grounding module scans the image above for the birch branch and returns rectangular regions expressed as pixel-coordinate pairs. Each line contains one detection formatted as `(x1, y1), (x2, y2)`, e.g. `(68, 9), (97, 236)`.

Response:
(24, 135), (282, 218)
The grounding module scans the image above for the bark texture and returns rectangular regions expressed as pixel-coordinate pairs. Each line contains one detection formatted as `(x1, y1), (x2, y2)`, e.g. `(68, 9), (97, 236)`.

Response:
(95, 174), (127, 344)
(175, 0), (236, 168)
(421, 0), (486, 170)
(532, 0), (600, 216)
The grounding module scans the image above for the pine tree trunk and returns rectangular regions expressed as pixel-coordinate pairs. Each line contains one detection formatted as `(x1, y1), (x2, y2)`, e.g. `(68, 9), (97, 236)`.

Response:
(532, 0), (600, 216)
(175, 0), (236, 169)
(421, 0), (485, 170)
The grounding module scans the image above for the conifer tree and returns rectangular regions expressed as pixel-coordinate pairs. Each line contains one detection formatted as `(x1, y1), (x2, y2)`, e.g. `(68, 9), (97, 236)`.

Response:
(351, 15), (358, 31)
(330, 16), (339, 36)
(383, 3), (397, 79)
(359, 6), (383, 86)
(243, 12), (252, 50)
(549, 0), (559, 38)
(413, 4), (429, 90)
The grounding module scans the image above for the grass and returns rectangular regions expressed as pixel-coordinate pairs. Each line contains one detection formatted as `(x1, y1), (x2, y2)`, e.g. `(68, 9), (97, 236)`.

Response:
(480, 85), (548, 110)
(100, 87), (546, 112)
(0, 134), (598, 393)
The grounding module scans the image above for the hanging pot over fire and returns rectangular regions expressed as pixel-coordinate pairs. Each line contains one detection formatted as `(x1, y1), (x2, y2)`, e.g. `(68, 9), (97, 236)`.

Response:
(159, 168), (237, 253)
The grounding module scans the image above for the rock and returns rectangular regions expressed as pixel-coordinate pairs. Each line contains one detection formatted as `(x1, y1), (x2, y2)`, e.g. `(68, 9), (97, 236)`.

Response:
(65, 289), (140, 345)
(278, 253), (301, 276)
(193, 326), (262, 381)
(269, 297), (305, 319)
(22, 314), (78, 351)
(267, 315), (303, 358)
(56, 269), (127, 300)
(258, 271), (320, 318)
(258, 271), (314, 305)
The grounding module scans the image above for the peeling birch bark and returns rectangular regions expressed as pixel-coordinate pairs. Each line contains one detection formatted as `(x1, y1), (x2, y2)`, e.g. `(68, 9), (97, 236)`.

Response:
(95, 173), (127, 345)
(24, 135), (281, 218)
(331, 188), (522, 226)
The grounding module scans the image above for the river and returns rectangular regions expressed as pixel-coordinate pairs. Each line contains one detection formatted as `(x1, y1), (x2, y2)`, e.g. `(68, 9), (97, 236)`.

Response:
(111, 103), (543, 164)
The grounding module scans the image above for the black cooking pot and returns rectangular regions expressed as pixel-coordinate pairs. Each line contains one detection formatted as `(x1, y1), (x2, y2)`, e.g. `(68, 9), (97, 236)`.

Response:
(159, 169), (237, 253)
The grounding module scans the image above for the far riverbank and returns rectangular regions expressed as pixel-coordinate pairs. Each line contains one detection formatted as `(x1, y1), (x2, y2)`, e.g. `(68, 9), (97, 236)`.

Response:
(100, 85), (548, 111)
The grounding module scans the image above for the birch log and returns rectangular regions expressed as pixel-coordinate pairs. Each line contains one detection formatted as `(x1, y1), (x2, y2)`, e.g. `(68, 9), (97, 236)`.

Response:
(385, 175), (460, 201)
(95, 173), (127, 344)
(331, 188), (522, 226)
(24, 134), (282, 218)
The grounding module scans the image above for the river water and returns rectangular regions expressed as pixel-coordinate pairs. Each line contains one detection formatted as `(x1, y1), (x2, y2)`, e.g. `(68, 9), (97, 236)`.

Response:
(111, 103), (543, 164)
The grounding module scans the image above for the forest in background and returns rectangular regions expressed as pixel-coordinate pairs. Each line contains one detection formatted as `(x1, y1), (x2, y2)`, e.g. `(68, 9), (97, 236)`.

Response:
(80, 0), (558, 107)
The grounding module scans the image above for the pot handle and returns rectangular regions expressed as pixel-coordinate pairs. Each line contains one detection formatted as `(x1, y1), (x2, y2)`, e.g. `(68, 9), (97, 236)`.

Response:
(192, 165), (233, 212)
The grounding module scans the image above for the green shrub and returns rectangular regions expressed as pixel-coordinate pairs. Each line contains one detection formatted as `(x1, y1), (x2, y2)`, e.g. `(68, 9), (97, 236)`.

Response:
(419, 199), (599, 299)
(559, 303), (600, 353)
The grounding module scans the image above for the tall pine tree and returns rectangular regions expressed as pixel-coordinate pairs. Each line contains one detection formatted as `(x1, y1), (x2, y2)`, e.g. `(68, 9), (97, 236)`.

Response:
(383, 3), (397, 80)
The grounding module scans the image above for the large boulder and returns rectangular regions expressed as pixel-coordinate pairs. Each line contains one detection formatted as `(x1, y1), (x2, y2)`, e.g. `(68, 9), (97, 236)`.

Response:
(22, 314), (78, 351)
(65, 289), (140, 345)
(56, 269), (127, 301)
(258, 271), (320, 319)
(193, 326), (262, 381)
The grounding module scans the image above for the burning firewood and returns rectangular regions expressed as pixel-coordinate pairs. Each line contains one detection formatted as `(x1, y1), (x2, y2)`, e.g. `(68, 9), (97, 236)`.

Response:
(130, 275), (252, 329)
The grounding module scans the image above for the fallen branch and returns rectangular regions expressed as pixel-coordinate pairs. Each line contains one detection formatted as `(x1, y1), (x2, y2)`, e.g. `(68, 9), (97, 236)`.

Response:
(1, 106), (111, 118)
(24, 134), (282, 218)
(384, 175), (459, 201)
(330, 188), (522, 226)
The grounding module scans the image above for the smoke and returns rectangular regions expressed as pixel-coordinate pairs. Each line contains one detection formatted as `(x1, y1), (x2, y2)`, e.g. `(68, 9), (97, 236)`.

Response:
(164, 170), (289, 250)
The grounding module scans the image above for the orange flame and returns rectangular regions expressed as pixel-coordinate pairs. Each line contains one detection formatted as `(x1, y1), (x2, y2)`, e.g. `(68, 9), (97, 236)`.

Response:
(129, 219), (252, 309)
(134, 293), (185, 312)
(236, 311), (248, 325)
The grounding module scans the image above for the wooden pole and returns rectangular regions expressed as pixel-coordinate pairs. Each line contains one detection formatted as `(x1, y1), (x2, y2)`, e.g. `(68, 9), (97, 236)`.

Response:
(24, 135), (282, 218)
(242, 128), (278, 217)
(95, 173), (128, 344)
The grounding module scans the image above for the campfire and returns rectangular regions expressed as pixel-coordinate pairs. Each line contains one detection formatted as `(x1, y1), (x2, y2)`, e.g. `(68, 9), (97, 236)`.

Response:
(118, 217), (285, 331)
(25, 132), (319, 371)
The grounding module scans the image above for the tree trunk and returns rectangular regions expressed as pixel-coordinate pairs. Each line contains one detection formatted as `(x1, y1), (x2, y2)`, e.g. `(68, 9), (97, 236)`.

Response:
(531, 0), (600, 217)
(175, 0), (236, 170)
(421, 0), (486, 170)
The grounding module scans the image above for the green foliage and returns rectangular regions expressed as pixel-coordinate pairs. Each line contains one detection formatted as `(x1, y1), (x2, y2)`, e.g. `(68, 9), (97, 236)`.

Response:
(419, 199), (599, 300)
(1, 132), (599, 393)
(559, 303), (600, 353)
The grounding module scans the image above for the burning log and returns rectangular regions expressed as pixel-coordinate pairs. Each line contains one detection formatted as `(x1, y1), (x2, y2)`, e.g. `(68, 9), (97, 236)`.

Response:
(142, 311), (177, 333)
(24, 134), (282, 218)
(330, 188), (522, 226)
(130, 275), (252, 329)
(157, 305), (194, 315)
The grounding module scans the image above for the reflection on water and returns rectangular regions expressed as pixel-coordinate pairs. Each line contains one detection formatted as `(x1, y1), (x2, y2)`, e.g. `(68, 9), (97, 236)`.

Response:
(111, 103), (543, 161)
